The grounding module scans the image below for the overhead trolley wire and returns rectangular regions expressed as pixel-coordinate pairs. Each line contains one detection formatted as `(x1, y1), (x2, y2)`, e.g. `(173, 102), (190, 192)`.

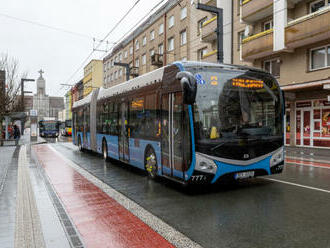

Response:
(60, 0), (141, 90)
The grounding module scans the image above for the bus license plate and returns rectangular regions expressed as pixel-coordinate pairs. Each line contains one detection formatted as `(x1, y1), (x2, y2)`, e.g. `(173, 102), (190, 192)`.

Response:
(235, 171), (255, 179)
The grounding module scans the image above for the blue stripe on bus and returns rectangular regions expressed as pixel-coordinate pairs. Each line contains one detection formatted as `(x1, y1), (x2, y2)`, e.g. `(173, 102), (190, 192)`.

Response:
(185, 105), (196, 180)
(77, 131), (83, 145)
(211, 156), (271, 184)
(173, 61), (196, 181)
(128, 138), (161, 170)
(96, 134), (119, 160)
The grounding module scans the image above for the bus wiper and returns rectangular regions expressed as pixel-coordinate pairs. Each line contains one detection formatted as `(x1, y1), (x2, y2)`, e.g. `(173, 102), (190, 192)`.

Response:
(211, 141), (230, 151)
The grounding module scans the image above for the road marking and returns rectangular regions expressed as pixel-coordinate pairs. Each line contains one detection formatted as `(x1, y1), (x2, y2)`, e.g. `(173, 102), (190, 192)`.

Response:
(286, 158), (330, 170)
(286, 156), (330, 165)
(265, 178), (330, 194)
(46, 144), (202, 248)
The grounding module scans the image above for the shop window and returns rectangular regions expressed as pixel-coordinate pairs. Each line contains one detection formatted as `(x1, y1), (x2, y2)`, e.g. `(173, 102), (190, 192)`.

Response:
(263, 58), (280, 77)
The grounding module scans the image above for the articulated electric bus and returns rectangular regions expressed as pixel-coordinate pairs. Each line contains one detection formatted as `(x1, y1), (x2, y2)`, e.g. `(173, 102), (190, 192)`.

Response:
(72, 61), (284, 184)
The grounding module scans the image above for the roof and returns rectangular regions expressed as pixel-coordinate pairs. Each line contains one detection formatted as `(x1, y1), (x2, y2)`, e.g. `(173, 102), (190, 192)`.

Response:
(72, 91), (93, 109)
(98, 66), (166, 101)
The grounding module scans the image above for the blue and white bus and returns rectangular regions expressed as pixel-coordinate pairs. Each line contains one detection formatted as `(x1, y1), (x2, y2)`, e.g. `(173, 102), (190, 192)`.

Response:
(72, 62), (285, 184)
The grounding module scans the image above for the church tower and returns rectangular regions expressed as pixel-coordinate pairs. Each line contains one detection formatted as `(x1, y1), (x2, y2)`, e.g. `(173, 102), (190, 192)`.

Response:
(36, 69), (46, 96)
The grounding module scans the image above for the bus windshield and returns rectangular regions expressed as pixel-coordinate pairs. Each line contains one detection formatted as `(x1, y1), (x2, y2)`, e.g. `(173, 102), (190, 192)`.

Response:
(187, 66), (283, 160)
(40, 122), (58, 131)
(65, 120), (72, 128)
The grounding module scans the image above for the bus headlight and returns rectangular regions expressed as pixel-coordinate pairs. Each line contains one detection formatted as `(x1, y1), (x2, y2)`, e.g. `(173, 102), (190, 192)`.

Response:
(195, 153), (218, 174)
(270, 147), (284, 167)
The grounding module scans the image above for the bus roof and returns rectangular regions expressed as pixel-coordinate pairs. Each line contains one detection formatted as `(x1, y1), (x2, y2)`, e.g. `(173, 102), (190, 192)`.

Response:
(72, 61), (270, 108)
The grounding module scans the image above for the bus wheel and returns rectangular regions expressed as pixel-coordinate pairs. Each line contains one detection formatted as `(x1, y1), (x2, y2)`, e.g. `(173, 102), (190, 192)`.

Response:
(102, 140), (108, 161)
(145, 148), (157, 179)
(78, 137), (83, 152)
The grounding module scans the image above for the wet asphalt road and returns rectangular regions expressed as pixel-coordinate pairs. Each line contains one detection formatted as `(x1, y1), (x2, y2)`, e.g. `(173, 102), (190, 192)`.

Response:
(49, 139), (330, 248)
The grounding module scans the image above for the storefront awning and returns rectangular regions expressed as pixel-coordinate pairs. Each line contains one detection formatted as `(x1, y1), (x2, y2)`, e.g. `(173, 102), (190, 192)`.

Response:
(281, 79), (330, 91)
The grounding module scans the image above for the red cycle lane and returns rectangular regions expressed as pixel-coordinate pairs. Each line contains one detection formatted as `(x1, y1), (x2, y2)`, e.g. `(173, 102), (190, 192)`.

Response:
(33, 144), (175, 248)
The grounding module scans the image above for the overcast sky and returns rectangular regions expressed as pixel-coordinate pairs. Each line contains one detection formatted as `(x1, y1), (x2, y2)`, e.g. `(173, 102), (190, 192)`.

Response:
(0, 0), (163, 97)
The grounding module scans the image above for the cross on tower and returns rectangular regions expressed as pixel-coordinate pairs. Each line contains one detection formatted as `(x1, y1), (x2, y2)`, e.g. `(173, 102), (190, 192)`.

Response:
(38, 69), (44, 77)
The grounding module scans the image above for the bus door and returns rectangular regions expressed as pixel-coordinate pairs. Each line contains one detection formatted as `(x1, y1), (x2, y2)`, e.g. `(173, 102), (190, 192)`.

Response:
(118, 102), (130, 162)
(161, 92), (184, 179)
(83, 108), (87, 147)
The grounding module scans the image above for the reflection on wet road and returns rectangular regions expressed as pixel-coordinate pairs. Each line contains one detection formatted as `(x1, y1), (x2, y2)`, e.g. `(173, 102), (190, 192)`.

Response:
(49, 142), (330, 248)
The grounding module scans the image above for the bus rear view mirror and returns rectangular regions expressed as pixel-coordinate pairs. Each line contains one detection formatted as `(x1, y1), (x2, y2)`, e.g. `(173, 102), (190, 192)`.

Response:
(176, 71), (197, 105)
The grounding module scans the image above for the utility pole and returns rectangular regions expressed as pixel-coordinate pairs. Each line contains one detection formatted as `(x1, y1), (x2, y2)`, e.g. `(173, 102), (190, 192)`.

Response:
(196, 3), (224, 63)
(114, 62), (131, 81)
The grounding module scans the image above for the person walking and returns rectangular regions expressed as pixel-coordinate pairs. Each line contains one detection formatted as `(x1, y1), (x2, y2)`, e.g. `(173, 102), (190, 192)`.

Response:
(13, 124), (21, 146)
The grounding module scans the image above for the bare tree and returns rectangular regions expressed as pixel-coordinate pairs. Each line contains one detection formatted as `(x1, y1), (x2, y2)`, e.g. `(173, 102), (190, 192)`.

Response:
(0, 53), (27, 143)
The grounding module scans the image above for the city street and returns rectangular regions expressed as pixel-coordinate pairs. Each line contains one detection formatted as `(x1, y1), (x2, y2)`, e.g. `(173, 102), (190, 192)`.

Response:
(2, 134), (330, 248)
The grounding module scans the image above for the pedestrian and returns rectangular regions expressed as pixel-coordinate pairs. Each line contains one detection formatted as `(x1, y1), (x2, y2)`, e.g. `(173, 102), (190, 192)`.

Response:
(13, 124), (21, 146)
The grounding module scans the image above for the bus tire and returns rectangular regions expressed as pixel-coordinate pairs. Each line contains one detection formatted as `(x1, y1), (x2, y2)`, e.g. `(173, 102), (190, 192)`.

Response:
(145, 147), (158, 179)
(102, 140), (108, 161)
(78, 136), (83, 152)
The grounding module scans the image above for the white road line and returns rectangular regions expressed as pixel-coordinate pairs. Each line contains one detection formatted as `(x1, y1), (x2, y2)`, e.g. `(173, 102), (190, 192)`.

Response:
(47, 144), (203, 248)
(264, 178), (330, 194)
(286, 161), (330, 170)
(286, 156), (330, 165)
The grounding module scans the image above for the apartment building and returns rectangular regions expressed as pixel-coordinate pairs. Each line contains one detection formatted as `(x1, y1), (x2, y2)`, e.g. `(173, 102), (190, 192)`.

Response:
(240, 0), (330, 148)
(83, 60), (103, 97)
(103, 0), (234, 88)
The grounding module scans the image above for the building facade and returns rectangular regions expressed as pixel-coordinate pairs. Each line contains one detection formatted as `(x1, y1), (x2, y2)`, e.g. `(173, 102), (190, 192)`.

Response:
(83, 60), (103, 97)
(240, 0), (330, 148)
(65, 90), (72, 121)
(32, 70), (64, 121)
(103, 0), (235, 88)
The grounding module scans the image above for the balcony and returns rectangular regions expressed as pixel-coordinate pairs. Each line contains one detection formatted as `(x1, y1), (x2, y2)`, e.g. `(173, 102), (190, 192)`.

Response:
(202, 50), (217, 63)
(285, 7), (330, 49)
(201, 16), (217, 42)
(242, 29), (273, 60)
(241, 0), (273, 24)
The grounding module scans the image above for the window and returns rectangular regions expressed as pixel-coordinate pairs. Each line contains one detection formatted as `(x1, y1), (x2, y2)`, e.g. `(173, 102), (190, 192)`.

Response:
(169, 15), (175, 28)
(115, 56), (118, 62)
(110, 73), (113, 81)
(135, 57), (140, 67)
(159, 23), (164, 35)
(181, 7), (187, 20)
(263, 20), (273, 31)
(150, 49), (155, 57)
(110, 59), (113, 67)
(180, 30), (187, 45)
(114, 71), (118, 79)
(142, 36), (147, 46)
(263, 58), (280, 77)
(135, 40), (139, 50)
(182, 57), (187, 61)
(150, 30), (155, 40)
(130, 46), (133, 55)
(168, 37), (174, 51)
(142, 54), (146, 65)
(237, 31), (244, 51)
(119, 69), (122, 77)
(310, 45), (330, 70)
(310, 0), (326, 13)
(124, 50), (128, 58)
(197, 17), (207, 35)
(158, 43), (164, 55)
(119, 53), (122, 62)
(198, 47), (208, 60)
